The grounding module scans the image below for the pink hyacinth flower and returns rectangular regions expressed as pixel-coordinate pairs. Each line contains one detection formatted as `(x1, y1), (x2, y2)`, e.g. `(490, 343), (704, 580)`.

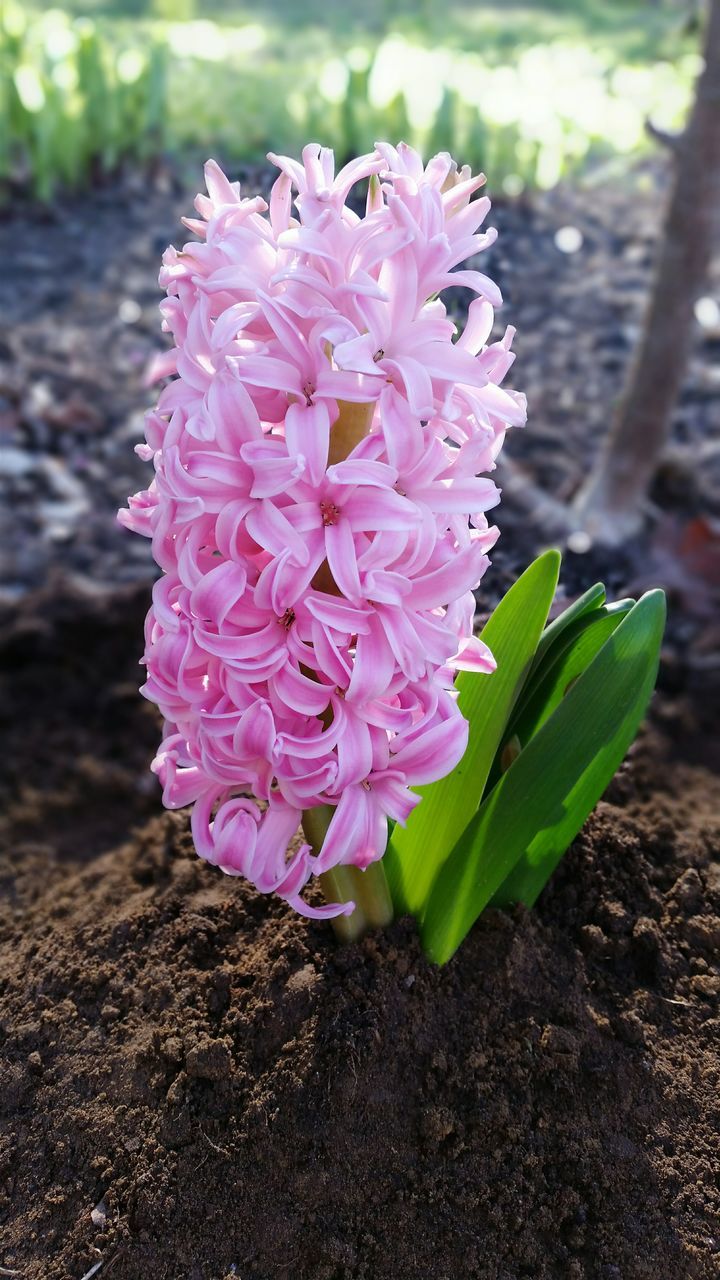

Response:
(120, 141), (525, 919)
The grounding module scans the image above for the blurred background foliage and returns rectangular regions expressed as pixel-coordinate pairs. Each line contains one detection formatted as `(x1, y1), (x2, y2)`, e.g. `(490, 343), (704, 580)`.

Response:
(1, 1), (701, 202)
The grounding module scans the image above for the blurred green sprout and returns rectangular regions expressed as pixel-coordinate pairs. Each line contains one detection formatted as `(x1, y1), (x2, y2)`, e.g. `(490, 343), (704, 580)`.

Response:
(1, 5), (166, 201)
(2, 5), (697, 203)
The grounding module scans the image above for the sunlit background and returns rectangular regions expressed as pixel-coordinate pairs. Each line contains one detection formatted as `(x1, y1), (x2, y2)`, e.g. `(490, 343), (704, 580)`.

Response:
(4, 0), (700, 200)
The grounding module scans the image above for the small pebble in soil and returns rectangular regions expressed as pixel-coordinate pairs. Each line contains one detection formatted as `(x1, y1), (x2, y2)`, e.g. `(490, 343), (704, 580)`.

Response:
(90, 1200), (107, 1230)
(695, 296), (720, 333)
(554, 224), (584, 253)
(118, 298), (142, 325)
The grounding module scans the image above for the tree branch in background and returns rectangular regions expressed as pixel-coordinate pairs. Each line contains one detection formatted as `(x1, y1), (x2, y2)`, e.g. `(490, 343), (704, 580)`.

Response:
(573, 0), (720, 545)
(644, 119), (682, 154)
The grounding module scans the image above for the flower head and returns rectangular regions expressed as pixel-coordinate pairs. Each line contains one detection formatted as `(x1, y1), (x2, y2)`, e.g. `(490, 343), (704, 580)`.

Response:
(121, 142), (525, 918)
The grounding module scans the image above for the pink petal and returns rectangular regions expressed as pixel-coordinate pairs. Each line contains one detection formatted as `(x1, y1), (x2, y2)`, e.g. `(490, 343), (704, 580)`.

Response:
(391, 713), (468, 784)
(407, 542), (489, 610)
(326, 519), (362, 603)
(327, 458), (398, 487)
(285, 400), (330, 486)
(451, 635), (496, 674)
(272, 662), (332, 716)
(383, 355), (434, 418)
(246, 499), (311, 566)
(288, 893), (355, 920)
(312, 786), (367, 872)
(343, 488), (421, 532)
(347, 615), (396, 704)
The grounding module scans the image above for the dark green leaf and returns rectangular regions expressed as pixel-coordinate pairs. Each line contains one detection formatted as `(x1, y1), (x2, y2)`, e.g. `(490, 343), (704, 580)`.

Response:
(484, 599), (634, 795)
(530, 580), (606, 675)
(511, 600), (634, 746)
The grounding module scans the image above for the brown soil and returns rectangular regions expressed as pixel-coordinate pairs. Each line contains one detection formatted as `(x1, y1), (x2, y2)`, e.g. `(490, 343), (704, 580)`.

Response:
(1, 585), (719, 1280)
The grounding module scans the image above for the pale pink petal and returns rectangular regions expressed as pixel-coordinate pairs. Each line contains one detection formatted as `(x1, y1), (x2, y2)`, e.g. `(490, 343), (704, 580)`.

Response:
(391, 714), (468, 784)
(407, 542), (490, 610)
(285, 400), (330, 486)
(451, 635), (496, 673)
(288, 893), (355, 920)
(342, 488), (421, 532)
(246, 499), (310, 565)
(326, 519), (362, 603)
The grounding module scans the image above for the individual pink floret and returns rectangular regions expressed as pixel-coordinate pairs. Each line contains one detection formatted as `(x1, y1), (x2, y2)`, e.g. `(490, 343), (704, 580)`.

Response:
(120, 141), (525, 918)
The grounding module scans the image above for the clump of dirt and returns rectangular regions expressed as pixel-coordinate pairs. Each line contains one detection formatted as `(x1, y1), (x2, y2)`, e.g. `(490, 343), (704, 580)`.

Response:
(0, 587), (718, 1280)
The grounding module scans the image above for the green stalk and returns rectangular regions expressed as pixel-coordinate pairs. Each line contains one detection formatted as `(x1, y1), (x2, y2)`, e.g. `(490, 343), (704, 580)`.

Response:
(328, 398), (375, 464)
(302, 805), (394, 943)
(304, 396), (393, 942)
(313, 399), (377, 595)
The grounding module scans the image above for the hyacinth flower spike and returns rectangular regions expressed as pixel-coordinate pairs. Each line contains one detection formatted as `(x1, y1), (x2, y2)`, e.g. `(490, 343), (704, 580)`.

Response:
(121, 141), (525, 940)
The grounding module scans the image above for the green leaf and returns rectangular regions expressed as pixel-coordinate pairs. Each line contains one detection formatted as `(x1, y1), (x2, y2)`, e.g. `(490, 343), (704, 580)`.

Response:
(421, 589), (666, 965)
(487, 583), (607, 783)
(385, 549), (561, 918)
(512, 601), (634, 745)
(484, 599), (634, 795)
(530, 580), (606, 675)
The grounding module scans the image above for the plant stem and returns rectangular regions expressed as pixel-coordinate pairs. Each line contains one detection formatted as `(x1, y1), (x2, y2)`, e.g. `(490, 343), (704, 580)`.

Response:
(302, 806), (394, 943)
(312, 399), (376, 594)
(304, 399), (393, 942)
(355, 860), (395, 929)
(328, 399), (375, 465)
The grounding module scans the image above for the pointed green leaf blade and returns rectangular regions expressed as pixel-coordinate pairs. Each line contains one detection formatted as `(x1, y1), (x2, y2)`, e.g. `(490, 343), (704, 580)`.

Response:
(510, 600), (634, 747)
(385, 549), (561, 917)
(483, 600), (635, 795)
(530, 580), (606, 674)
(516, 585), (608, 722)
(421, 590), (666, 964)
(485, 583), (609, 787)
